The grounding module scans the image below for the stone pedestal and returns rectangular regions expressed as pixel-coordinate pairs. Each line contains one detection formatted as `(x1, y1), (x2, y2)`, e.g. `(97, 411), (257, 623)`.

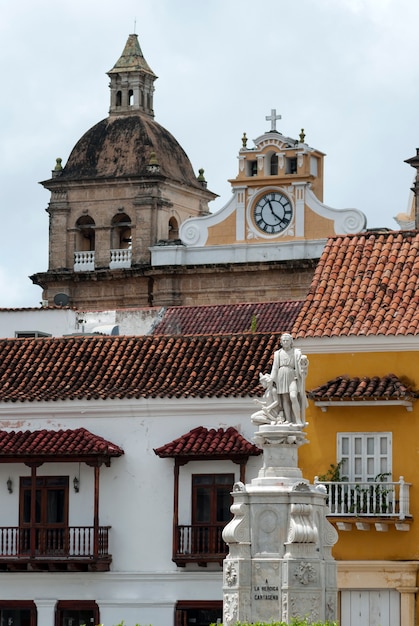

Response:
(223, 424), (338, 624)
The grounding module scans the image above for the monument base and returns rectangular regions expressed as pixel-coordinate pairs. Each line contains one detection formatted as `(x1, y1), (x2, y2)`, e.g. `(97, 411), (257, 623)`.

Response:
(222, 423), (338, 624)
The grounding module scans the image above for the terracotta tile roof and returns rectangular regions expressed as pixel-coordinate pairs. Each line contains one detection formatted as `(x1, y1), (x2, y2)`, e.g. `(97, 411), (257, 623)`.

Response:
(154, 426), (261, 459)
(0, 333), (281, 402)
(151, 301), (303, 335)
(0, 428), (124, 460)
(308, 374), (419, 402)
(292, 231), (419, 337)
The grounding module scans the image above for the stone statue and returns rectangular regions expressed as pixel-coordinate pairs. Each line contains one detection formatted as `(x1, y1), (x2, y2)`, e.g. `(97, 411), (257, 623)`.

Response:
(269, 333), (309, 426)
(251, 372), (284, 425)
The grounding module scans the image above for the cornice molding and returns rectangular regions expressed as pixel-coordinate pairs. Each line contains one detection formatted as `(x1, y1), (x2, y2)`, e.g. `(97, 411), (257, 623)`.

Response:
(295, 335), (419, 353)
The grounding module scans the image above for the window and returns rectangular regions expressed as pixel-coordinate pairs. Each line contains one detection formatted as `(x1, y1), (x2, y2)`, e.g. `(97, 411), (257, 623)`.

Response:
(270, 153), (278, 175)
(338, 433), (392, 481)
(247, 160), (258, 177)
(0, 602), (36, 626)
(111, 213), (132, 249)
(20, 476), (69, 554)
(310, 156), (318, 176)
(75, 216), (95, 251)
(175, 601), (222, 626)
(55, 601), (99, 626)
(15, 331), (52, 338)
(285, 157), (297, 174)
(191, 474), (233, 554)
(169, 217), (179, 240)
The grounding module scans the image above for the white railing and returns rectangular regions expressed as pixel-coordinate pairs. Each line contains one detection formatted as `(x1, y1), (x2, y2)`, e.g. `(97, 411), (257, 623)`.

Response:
(314, 476), (411, 520)
(74, 251), (95, 272)
(109, 248), (132, 269)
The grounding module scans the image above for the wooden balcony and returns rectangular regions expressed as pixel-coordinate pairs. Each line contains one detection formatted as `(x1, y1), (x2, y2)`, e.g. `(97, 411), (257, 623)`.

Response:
(315, 476), (412, 531)
(0, 526), (112, 572)
(174, 524), (227, 566)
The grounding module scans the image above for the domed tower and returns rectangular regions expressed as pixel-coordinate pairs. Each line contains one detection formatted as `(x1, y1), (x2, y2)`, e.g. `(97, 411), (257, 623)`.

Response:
(31, 34), (216, 309)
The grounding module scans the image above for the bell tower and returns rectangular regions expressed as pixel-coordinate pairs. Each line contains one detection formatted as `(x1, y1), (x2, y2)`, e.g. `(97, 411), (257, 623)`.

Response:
(31, 34), (216, 310)
(108, 34), (157, 117)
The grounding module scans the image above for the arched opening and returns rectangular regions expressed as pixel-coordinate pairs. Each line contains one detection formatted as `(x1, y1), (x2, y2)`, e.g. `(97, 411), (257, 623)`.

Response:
(75, 215), (95, 251)
(111, 213), (132, 249)
(128, 89), (134, 106)
(168, 217), (179, 240)
(110, 213), (132, 269)
(116, 90), (122, 107)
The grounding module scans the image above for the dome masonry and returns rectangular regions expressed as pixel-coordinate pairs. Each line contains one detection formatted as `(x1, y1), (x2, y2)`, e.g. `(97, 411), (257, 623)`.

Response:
(56, 34), (204, 188)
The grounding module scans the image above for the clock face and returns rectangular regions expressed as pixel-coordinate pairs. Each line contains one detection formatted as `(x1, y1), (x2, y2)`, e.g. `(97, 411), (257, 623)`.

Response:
(253, 192), (293, 234)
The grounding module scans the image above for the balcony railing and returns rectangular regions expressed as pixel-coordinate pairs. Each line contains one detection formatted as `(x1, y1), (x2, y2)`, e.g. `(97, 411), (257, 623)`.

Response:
(0, 526), (111, 571)
(174, 524), (227, 565)
(74, 251), (95, 271)
(314, 476), (411, 519)
(74, 249), (132, 271)
(110, 248), (132, 269)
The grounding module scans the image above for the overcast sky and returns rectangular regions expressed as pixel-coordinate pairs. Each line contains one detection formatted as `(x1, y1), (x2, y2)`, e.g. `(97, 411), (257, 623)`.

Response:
(1, 0), (418, 307)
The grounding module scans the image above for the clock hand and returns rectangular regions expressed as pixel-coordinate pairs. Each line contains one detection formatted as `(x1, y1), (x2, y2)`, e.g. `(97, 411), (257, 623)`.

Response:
(267, 200), (281, 221)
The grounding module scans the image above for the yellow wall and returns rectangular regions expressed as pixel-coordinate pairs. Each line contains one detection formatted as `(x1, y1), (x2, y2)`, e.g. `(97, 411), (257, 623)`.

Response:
(298, 350), (419, 561)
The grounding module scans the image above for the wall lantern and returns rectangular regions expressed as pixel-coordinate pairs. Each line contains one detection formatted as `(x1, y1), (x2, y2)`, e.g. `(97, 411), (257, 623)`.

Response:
(6, 478), (12, 494)
(73, 476), (80, 493)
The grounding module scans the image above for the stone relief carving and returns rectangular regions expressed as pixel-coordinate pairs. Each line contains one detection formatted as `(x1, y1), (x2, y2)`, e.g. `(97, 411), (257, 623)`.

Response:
(294, 561), (317, 585)
(326, 594), (336, 621)
(225, 561), (238, 587)
(223, 593), (238, 625)
(289, 595), (320, 622)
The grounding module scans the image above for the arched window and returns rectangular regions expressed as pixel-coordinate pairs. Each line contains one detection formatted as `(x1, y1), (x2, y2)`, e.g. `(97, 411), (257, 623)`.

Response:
(75, 215), (95, 251)
(128, 89), (134, 106)
(111, 213), (132, 249)
(168, 217), (179, 240)
(116, 90), (122, 107)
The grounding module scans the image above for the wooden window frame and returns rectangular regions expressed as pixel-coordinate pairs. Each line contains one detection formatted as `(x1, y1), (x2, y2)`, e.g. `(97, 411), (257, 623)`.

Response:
(175, 600), (223, 626)
(337, 432), (392, 482)
(0, 601), (37, 626)
(55, 600), (99, 626)
(19, 476), (69, 555)
(192, 473), (234, 526)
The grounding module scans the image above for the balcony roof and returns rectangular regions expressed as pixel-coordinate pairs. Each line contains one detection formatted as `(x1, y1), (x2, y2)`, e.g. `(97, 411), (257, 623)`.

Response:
(308, 374), (419, 411)
(154, 426), (262, 460)
(0, 427), (124, 465)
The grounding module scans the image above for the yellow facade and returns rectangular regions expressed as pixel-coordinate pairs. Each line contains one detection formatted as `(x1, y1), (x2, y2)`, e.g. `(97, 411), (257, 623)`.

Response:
(297, 346), (419, 623)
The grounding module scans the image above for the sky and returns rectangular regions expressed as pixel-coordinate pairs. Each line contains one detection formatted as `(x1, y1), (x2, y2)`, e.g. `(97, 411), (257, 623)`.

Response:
(1, 0), (419, 307)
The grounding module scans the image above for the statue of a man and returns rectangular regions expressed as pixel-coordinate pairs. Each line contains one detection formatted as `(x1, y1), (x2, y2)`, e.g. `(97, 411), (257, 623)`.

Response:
(269, 333), (309, 425)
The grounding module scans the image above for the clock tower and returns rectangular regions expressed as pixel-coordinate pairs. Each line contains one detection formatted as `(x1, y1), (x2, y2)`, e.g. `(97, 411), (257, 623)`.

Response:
(162, 110), (365, 262)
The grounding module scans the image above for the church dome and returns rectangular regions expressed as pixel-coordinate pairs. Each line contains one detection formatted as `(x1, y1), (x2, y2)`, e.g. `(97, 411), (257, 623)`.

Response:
(59, 113), (201, 187)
